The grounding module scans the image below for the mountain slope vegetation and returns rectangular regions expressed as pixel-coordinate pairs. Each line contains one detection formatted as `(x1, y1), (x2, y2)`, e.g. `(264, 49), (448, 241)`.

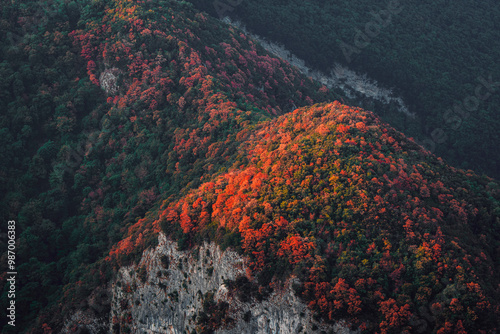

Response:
(187, 0), (500, 179)
(0, 0), (338, 331)
(0, 0), (499, 333)
(116, 102), (500, 333)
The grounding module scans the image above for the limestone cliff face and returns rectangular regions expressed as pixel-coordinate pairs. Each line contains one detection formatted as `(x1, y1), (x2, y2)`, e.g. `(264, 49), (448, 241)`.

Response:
(109, 233), (356, 334)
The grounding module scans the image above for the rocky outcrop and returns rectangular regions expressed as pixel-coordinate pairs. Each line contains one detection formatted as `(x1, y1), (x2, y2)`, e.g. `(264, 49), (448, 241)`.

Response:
(221, 17), (413, 118)
(109, 233), (356, 334)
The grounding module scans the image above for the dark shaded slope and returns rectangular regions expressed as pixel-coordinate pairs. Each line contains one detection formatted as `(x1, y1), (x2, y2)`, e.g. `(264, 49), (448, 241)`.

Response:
(187, 0), (500, 179)
(0, 0), (340, 332)
(1, 0), (498, 333)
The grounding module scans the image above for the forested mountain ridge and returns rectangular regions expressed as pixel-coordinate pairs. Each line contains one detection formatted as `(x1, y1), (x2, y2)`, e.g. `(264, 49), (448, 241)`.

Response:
(0, 0), (499, 333)
(186, 0), (500, 179)
(0, 0), (338, 331)
(114, 101), (500, 333)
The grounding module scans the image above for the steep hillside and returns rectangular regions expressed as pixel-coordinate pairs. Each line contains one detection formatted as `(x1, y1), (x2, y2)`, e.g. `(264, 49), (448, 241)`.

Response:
(0, 0), (339, 332)
(104, 233), (355, 334)
(187, 0), (500, 179)
(0, 1), (346, 332)
(0, 0), (499, 333)
(113, 102), (500, 333)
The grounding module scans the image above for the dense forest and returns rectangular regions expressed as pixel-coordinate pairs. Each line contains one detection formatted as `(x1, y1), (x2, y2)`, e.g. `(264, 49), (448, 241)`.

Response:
(138, 102), (499, 333)
(0, 0), (499, 333)
(0, 0), (338, 331)
(187, 0), (500, 180)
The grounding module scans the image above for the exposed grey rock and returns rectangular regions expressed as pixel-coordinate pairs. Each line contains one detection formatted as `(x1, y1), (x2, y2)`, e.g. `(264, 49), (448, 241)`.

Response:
(109, 233), (357, 334)
(221, 17), (414, 118)
(99, 67), (120, 95)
